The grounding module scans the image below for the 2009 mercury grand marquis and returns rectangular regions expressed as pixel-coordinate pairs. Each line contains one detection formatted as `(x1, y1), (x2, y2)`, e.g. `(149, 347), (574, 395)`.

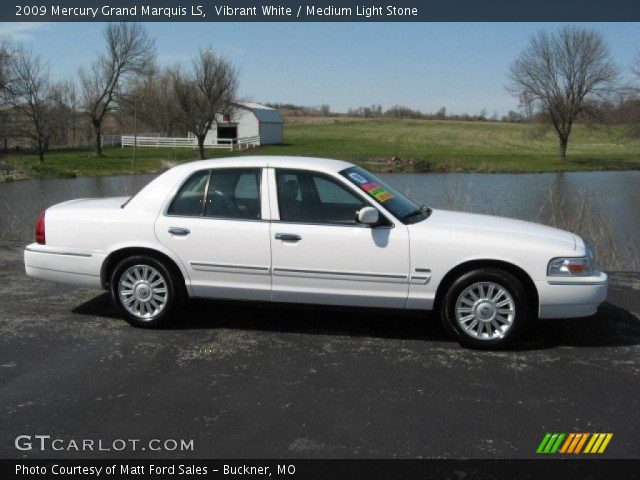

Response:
(24, 156), (608, 348)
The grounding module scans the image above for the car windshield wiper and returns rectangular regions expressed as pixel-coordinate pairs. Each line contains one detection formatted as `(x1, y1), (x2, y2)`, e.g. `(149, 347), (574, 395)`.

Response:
(401, 209), (423, 221)
(401, 205), (432, 222)
(400, 205), (431, 221)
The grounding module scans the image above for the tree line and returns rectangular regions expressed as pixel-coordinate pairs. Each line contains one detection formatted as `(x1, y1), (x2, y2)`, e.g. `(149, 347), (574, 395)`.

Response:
(278, 26), (640, 161)
(1, 24), (640, 163)
(0, 23), (238, 162)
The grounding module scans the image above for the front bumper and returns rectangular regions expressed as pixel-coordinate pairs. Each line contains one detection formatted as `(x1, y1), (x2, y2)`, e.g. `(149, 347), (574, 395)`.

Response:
(536, 271), (608, 319)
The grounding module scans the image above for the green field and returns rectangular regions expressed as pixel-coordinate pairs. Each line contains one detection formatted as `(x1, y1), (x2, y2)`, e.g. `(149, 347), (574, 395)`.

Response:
(4, 118), (640, 178)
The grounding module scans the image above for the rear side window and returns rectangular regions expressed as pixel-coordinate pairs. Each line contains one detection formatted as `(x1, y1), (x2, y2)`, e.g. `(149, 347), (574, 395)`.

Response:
(168, 168), (262, 219)
(167, 170), (209, 216)
(205, 169), (261, 219)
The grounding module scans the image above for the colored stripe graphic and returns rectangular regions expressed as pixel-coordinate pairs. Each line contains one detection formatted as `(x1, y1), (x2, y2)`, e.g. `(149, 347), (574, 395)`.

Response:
(598, 433), (613, 453)
(584, 433), (599, 453)
(550, 433), (565, 453)
(537, 433), (613, 454)
(567, 433), (582, 453)
(536, 433), (566, 453)
(574, 433), (589, 453)
(559, 433), (575, 453)
(536, 433), (552, 453)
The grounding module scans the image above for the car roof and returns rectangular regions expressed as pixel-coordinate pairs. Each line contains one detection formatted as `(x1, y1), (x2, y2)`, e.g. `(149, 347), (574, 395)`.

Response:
(171, 156), (355, 175)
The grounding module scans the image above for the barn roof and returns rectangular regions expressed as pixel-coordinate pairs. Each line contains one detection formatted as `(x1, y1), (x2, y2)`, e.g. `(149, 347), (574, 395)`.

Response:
(234, 102), (284, 124)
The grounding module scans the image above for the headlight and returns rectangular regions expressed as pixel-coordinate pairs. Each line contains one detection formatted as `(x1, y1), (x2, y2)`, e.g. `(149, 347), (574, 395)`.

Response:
(548, 239), (598, 277)
(547, 256), (594, 277)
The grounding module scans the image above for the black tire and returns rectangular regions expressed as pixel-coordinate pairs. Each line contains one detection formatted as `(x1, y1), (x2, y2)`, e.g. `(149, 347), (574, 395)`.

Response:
(109, 255), (184, 328)
(440, 268), (531, 349)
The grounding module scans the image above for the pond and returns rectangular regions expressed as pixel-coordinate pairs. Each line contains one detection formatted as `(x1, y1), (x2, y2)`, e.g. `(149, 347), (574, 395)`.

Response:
(1, 170), (638, 269)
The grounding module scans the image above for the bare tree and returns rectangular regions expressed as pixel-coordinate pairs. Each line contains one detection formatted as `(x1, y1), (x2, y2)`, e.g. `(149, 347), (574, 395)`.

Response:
(119, 69), (181, 135)
(48, 81), (76, 146)
(79, 22), (155, 156)
(507, 25), (618, 159)
(0, 39), (10, 154)
(0, 45), (70, 162)
(0, 39), (8, 89)
(171, 48), (238, 160)
(55, 80), (79, 145)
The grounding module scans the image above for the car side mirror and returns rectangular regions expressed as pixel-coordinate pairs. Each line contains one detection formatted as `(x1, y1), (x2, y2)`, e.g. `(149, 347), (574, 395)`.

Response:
(356, 206), (380, 226)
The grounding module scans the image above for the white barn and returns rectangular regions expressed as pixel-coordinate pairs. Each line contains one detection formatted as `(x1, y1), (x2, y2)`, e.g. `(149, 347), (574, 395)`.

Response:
(204, 102), (284, 146)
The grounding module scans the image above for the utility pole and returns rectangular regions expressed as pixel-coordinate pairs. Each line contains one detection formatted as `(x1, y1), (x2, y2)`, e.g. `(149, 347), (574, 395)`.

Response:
(132, 98), (137, 170)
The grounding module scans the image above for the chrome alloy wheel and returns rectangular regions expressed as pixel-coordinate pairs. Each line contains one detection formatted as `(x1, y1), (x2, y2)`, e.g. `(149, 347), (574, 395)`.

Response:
(455, 282), (516, 340)
(118, 264), (168, 320)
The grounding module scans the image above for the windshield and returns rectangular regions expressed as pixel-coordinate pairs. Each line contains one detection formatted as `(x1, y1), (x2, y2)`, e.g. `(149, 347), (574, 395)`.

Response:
(340, 166), (427, 223)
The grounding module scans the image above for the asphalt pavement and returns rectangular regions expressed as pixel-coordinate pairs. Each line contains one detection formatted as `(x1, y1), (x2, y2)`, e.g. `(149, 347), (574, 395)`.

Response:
(1, 240), (639, 459)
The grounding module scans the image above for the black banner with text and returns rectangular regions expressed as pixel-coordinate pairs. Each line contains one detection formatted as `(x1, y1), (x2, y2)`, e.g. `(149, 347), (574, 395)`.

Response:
(4, 459), (640, 479)
(3, 0), (640, 22)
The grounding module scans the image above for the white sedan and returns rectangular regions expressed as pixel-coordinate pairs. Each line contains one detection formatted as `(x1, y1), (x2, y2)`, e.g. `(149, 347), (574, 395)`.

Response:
(24, 156), (608, 348)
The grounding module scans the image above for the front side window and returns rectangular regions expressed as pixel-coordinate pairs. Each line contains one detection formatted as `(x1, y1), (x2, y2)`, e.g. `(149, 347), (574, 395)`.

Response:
(276, 169), (368, 224)
(168, 168), (262, 219)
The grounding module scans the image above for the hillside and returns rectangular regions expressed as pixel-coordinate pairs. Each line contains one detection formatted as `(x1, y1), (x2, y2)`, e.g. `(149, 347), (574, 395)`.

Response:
(5, 118), (640, 178)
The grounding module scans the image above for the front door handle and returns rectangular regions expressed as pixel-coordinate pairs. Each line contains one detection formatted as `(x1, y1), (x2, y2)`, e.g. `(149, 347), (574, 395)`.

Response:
(168, 227), (190, 236)
(275, 233), (302, 242)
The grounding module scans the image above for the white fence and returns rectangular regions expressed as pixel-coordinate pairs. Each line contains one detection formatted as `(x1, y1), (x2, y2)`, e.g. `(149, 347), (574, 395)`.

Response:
(102, 133), (167, 148)
(120, 135), (260, 151)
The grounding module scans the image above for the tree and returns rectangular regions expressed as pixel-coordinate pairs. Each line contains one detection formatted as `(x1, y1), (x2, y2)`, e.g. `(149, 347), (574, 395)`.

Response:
(435, 106), (446, 120)
(0, 45), (69, 162)
(507, 25), (617, 159)
(171, 48), (238, 160)
(79, 22), (155, 156)
(0, 40), (10, 153)
(503, 110), (525, 123)
(119, 69), (181, 136)
(0, 39), (8, 89)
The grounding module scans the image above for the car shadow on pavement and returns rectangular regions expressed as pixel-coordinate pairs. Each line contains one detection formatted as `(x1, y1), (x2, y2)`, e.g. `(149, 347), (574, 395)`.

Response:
(73, 294), (640, 350)
(521, 302), (640, 350)
(72, 293), (452, 342)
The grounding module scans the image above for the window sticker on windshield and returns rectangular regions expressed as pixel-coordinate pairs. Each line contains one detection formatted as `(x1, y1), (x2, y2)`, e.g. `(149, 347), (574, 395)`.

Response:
(362, 182), (394, 202)
(347, 172), (368, 185)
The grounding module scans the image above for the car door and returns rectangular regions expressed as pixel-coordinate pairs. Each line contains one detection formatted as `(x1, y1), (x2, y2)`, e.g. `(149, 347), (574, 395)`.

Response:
(268, 168), (410, 308)
(155, 167), (272, 301)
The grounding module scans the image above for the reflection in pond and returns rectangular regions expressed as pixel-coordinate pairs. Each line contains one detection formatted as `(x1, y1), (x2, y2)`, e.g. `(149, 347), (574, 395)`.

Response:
(1, 170), (638, 269)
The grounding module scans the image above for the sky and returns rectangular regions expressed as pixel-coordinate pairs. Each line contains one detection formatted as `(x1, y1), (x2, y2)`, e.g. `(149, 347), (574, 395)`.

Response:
(0, 22), (638, 115)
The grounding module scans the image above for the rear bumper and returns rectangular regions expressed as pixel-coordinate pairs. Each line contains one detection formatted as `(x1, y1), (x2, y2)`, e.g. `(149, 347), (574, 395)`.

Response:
(536, 271), (608, 319)
(24, 243), (105, 289)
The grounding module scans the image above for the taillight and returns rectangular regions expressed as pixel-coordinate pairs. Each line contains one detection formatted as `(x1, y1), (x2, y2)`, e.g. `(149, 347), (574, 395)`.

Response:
(35, 211), (46, 245)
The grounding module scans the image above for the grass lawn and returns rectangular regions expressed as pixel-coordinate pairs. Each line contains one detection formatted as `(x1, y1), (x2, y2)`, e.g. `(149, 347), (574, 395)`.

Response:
(4, 118), (640, 178)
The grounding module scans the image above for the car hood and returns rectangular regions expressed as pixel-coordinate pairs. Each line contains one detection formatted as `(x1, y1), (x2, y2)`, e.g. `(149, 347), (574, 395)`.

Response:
(412, 209), (578, 252)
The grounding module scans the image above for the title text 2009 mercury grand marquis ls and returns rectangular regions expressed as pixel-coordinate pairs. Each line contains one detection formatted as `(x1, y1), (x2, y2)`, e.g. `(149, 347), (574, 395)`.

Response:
(24, 156), (608, 349)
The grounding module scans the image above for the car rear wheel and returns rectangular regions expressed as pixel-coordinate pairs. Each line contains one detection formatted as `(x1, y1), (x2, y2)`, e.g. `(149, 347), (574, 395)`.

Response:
(110, 255), (182, 328)
(441, 268), (531, 349)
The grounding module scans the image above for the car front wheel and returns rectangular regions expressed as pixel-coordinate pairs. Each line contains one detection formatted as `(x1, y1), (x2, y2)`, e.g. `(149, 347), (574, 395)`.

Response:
(110, 255), (181, 328)
(441, 268), (531, 349)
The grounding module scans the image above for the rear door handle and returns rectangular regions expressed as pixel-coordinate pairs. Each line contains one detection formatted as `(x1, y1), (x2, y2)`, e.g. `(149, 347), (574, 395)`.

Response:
(275, 233), (301, 242)
(168, 227), (190, 236)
